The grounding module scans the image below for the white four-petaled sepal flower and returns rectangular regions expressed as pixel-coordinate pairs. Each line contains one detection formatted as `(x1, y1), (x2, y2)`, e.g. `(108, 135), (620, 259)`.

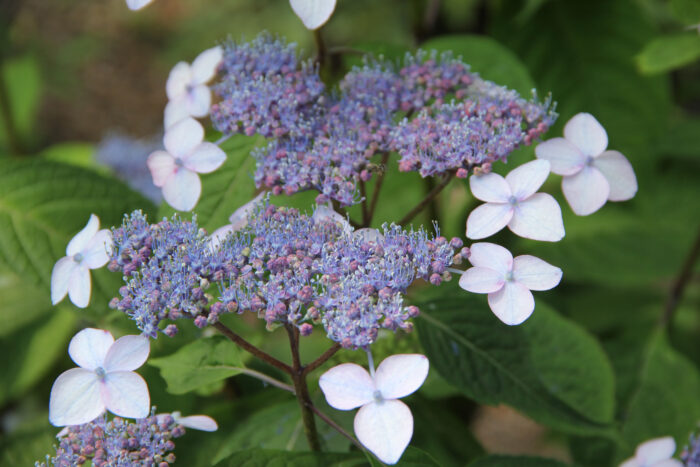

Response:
(466, 159), (565, 242)
(51, 214), (113, 308)
(290, 0), (337, 30)
(164, 46), (223, 129)
(209, 192), (266, 250)
(157, 411), (219, 432)
(147, 118), (226, 212)
(620, 436), (683, 467)
(535, 112), (638, 216)
(126, 0), (154, 10)
(319, 354), (429, 465)
(49, 328), (151, 426)
(458, 242), (562, 325)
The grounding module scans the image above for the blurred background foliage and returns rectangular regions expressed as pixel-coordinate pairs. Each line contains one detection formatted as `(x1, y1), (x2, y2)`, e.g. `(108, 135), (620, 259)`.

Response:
(0, 0), (699, 466)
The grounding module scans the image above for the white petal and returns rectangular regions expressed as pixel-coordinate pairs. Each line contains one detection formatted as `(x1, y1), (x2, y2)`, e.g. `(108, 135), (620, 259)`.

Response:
(564, 112), (608, 156)
(313, 205), (353, 234)
(51, 256), (78, 305)
(319, 363), (375, 410)
(466, 203), (513, 239)
(209, 224), (234, 250)
(183, 142), (226, 174)
(487, 281), (535, 325)
(374, 354), (429, 400)
(126, 0), (154, 10)
(191, 46), (223, 85)
(290, 0), (337, 30)
(354, 228), (385, 243)
(175, 414), (218, 431)
(68, 328), (114, 370)
(103, 335), (150, 372)
(186, 84), (212, 118)
(164, 99), (190, 130)
(49, 368), (103, 426)
(102, 371), (151, 419)
(619, 458), (640, 467)
(512, 255), (562, 291)
(655, 461), (684, 467)
(467, 242), (513, 275)
(458, 266), (506, 293)
(229, 192), (266, 228)
(506, 159), (551, 200)
(66, 214), (100, 256)
(469, 173), (511, 203)
(67, 266), (91, 308)
(354, 400), (413, 465)
(593, 150), (638, 201)
(636, 437), (676, 465)
(535, 137), (586, 176)
(83, 230), (113, 269)
(561, 166), (610, 216)
(162, 168), (202, 212)
(508, 193), (565, 242)
(166, 62), (191, 101)
(163, 117), (204, 159)
(147, 150), (176, 187)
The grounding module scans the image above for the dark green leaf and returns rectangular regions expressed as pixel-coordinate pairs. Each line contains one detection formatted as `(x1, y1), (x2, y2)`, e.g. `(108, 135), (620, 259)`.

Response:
(670, 0), (700, 25)
(636, 34), (700, 74)
(214, 448), (367, 467)
(468, 454), (568, 467)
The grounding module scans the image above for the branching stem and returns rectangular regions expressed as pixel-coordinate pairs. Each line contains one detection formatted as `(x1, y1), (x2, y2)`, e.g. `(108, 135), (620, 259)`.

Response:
(661, 228), (700, 325)
(365, 152), (390, 227)
(213, 322), (293, 375)
(398, 173), (454, 226)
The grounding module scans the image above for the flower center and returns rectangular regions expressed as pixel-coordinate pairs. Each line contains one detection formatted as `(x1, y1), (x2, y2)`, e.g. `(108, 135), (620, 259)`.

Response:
(585, 155), (595, 166)
(505, 270), (514, 282)
(73, 253), (84, 264)
(95, 367), (107, 381)
(373, 389), (384, 404)
(508, 195), (519, 206)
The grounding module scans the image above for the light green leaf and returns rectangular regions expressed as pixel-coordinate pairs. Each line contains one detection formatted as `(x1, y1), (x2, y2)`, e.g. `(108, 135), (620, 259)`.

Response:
(0, 54), (41, 151)
(149, 336), (245, 395)
(636, 34), (700, 74)
(417, 295), (616, 437)
(468, 454), (568, 467)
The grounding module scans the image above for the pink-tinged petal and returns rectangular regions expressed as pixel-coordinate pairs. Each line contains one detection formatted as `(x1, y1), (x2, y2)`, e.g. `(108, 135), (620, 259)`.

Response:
(509, 193), (565, 242)
(593, 150), (638, 201)
(619, 458), (640, 467)
(564, 112), (608, 156)
(103, 335), (150, 372)
(313, 205), (353, 234)
(534, 137), (586, 176)
(290, 0), (337, 30)
(354, 228), (385, 243)
(68, 328), (114, 370)
(67, 266), (91, 309)
(166, 62), (191, 101)
(374, 354), (429, 400)
(506, 159), (551, 200)
(175, 414), (218, 432)
(66, 214), (100, 256)
(147, 150), (176, 187)
(466, 203), (513, 239)
(49, 368), (103, 426)
(162, 168), (202, 212)
(191, 46), (223, 85)
(458, 267), (505, 293)
(229, 192), (266, 228)
(209, 224), (234, 251)
(185, 84), (212, 118)
(83, 230), (113, 269)
(512, 255), (562, 291)
(102, 371), (150, 419)
(183, 142), (226, 174)
(636, 437), (676, 464)
(487, 281), (535, 325)
(319, 363), (375, 410)
(126, 0), (154, 10)
(469, 173), (511, 203)
(354, 400), (413, 465)
(164, 99), (190, 129)
(562, 166), (610, 216)
(163, 117), (204, 159)
(468, 242), (513, 275)
(51, 256), (78, 305)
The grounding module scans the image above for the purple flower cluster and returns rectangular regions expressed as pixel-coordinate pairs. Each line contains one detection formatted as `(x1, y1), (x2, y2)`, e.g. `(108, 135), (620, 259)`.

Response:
(683, 432), (700, 466)
(36, 412), (184, 467)
(108, 202), (467, 348)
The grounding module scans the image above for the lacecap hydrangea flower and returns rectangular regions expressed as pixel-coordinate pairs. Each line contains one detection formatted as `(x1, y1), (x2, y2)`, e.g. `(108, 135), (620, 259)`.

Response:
(620, 436), (683, 467)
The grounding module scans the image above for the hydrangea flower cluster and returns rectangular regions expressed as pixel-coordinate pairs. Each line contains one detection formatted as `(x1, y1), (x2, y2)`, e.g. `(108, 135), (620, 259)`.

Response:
(108, 201), (465, 348)
(37, 412), (184, 467)
(682, 431), (700, 466)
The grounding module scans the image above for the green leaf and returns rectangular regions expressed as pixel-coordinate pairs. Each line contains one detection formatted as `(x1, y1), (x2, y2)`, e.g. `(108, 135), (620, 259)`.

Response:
(213, 448), (367, 467)
(420, 35), (535, 95)
(416, 295), (616, 436)
(670, 0), (700, 25)
(364, 447), (442, 467)
(0, 54), (41, 151)
(468, 454), (568, 467)
(619, 332), (700, 460)
(149, 336), (245, 395)
(636, 34), (700, 74)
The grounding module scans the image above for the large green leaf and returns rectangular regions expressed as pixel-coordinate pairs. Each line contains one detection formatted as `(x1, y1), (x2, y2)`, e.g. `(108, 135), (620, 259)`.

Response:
(214, 449), (367, 467)
(636, 34), (700, 74)
(0, 55), (41, 152)
(149, 336), (245, 395)
(416, 295), (616, 436)
(468, 454), (568, 467)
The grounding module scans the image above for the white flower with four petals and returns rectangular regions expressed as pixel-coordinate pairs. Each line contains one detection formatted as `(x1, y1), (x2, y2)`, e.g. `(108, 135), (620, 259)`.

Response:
(458, 242), (562, 325)
(51, 214), (113, 309)
(319, 354), (429, 465)
(49, 328), (150, 426)
(466, 159), (565, 241)
(157, 411), (219, 432)
(620, 436), (683, 467)
(290, 0), (337, 30)
(535, 112), (638, 216)
(147, 117), (227, 211)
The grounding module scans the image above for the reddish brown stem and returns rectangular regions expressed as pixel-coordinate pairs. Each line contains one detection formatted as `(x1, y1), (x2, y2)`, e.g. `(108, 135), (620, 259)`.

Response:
(213, 322), (292, 375)
(662, 228), (700, 325)
(302, 343), (341, 377)
(398, 173), (454, 226)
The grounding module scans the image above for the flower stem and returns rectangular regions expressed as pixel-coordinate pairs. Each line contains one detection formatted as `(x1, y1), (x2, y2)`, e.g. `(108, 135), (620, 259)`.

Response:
(365, 152), (390, 227)
(302, 342), (341, 377)
(398, 173), (454, 226)
(306, 403), (364, 450)
(213, 322), (293, 375)
(661, 228), (700, 326)
(238, 368), (295, 393)
(314, 28), (327, 67)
